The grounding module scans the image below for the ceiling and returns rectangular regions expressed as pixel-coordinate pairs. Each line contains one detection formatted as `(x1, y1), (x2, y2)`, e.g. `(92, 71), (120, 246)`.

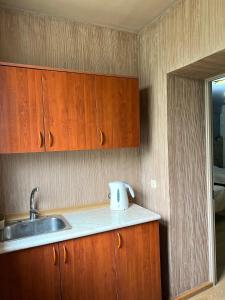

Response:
(0, 0), (176, 32)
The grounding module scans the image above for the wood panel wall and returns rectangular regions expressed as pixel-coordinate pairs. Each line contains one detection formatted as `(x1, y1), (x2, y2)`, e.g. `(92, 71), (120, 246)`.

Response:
(138, 0), (225, 298)
(0, 7), (141, 214)
(167, 75), (208, 296)
(2, 1), (225, 298)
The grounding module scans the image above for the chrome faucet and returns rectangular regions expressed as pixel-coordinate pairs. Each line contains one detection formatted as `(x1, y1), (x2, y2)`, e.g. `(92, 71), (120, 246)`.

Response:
(30, 187), (40, 220)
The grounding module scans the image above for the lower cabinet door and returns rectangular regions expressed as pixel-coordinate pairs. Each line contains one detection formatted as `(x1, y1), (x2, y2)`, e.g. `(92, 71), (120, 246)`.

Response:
(115, 222), (162, 300)
(59, 231), (117, 300)
(0, 243), (61, 300)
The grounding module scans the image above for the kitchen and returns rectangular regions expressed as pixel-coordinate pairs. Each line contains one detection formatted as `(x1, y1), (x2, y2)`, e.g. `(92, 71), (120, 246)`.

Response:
(1, 1), (225, 300)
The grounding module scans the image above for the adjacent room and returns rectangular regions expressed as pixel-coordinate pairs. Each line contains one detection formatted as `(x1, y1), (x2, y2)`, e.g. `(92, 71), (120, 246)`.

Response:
(1, 1), (225, 300)
(212, 78), (225, 280)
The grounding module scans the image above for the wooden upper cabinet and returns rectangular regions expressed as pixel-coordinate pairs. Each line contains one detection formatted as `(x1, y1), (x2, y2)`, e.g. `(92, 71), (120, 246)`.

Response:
(0, 63), (140, 153)
(95, 75), (140, 148)
(0, 66), (45, 153)
(59, 231), (117, 300)
(42, 71), (98, 151)
(115, 222), (161, 300)
(0, 243), (61, 300)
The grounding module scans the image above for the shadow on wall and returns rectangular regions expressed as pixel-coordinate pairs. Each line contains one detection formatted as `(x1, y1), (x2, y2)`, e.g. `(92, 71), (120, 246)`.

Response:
(140, 87), (170, 299)
(160, 222), (170, 300)
(140, 87), (152, 149)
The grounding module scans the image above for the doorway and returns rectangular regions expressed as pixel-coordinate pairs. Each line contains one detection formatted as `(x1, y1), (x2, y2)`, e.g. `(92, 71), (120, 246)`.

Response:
(207, 75), (225, 284)
(166, 48), (225, 296)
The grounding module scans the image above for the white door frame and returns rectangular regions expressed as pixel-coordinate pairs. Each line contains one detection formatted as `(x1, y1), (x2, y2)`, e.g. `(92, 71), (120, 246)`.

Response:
(205, 73), (225, 284)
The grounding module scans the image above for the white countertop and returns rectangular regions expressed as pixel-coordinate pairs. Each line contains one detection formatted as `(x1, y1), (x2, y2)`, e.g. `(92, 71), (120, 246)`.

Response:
(0, 204), (160, 254)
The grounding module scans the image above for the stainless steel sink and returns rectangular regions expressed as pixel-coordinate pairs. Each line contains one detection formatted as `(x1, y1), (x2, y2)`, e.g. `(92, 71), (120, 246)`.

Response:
(0, 215), (72, 242)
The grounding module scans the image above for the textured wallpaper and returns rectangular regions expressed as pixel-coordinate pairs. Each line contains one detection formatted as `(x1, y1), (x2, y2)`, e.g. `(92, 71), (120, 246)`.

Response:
(138, 0), (225, 298)
(3, 1), (225, 297)
(0, 7), (141, 214)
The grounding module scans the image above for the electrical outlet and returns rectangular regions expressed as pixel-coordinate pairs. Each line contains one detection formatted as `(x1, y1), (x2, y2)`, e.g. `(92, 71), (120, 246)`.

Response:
(151, 179), (157, 189)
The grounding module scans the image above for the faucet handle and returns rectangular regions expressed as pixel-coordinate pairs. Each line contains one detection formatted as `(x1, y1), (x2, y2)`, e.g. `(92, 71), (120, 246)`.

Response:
(31, 187), (39, 194)
(30, 187), (39, 200)
(30, 187), (40, 220)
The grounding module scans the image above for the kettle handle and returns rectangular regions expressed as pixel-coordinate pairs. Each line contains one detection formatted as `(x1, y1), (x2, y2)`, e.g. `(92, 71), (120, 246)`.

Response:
(124, 183), (135, 198)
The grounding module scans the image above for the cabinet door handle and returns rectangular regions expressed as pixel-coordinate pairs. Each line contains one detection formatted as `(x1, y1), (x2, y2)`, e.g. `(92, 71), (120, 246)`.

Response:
(99, 129), (104, 145)
(53, 246), (57, 265)
(63, 245), (68, 264)
(117, 232), (122, 249)
(48, 131), (53, 147)
(39, 131), (44, 148)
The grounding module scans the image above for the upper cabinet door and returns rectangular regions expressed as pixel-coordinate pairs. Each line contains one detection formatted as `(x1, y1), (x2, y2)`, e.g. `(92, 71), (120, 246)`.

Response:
(0, 66), (45, 153)
(42, 71), (98, 151)
(95, 75), (140, 149)
(0, 63), (140, 154)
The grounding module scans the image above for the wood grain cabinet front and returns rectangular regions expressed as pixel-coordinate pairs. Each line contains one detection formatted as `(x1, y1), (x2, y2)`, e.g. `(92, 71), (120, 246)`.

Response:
(42, 71), (99, 151)
(59, 221), (161, 300)
(0, 66), (45, 153)
(95, 75), (140, 148)
(0, 243), (61, 300)
(0, 221), (161, 300)
(114, 222), (162, 300)
(59, 231), (117, 300)
(0, 63), (140, 153)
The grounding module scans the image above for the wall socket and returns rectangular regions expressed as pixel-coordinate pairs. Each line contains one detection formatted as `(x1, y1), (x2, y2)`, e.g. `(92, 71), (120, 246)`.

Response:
(151, 179), (157, 189)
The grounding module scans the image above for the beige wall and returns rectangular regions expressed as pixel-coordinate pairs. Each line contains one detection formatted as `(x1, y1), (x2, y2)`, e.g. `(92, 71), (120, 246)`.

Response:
(139, 0), (225, 298)
(0, 7), (141, 214)
(139, 0), (225, 217)
(2, 1), (225, 298)
(168, 75), (208, 296)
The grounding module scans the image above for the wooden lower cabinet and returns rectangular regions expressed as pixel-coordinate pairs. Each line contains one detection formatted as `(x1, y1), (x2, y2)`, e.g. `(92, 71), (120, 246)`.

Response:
(0, 222), (161, 300)
(0, 243), (61, 300)
(115, 222), (161, 300)
(59, 231), (117, 300)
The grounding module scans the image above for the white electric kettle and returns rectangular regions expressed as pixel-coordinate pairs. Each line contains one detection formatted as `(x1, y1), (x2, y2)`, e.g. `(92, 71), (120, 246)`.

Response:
(108, 181), (135, 210)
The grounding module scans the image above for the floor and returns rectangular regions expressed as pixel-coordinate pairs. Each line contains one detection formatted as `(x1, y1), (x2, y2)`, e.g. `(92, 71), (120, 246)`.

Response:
(190, 269), (225, 300)
(191, 214), (225, 300)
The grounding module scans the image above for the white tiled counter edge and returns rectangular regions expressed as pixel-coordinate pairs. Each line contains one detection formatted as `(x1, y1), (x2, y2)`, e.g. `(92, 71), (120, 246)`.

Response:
(0, 204), (161, 254)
